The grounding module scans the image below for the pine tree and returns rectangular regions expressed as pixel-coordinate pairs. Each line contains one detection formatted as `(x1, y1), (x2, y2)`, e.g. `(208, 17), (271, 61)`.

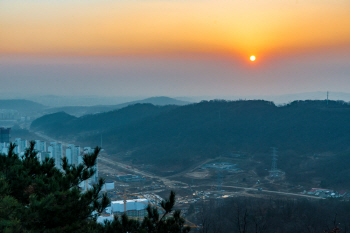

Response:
(0, 141), (109, 232)
(0, 176), (22, 233)
(0, 141), (191, 233)
(101, 191), (190, 233)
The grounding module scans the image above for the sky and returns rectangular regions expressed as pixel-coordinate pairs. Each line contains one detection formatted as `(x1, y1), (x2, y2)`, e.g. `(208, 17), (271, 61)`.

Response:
(1, 0), (350, 98)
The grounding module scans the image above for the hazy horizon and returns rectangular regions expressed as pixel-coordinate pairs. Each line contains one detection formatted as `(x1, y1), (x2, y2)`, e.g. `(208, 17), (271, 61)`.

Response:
(1, 91), (350, 107)
(1, 51), (349, 99)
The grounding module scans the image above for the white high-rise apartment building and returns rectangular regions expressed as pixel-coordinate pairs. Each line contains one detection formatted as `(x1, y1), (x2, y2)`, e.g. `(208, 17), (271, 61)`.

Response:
(40, 141), (46, 152)
(34, 140), (46, 152)
(14, 138), (21, 154)
(73, 146), (80, 165)
(34, 140), (41, 151)
(49, 142), (63, 169)
(13, 138), (28, 155)
(20, 140), (28, 154)
(66, 147), (73, 165)
(66, 144), (81, 165)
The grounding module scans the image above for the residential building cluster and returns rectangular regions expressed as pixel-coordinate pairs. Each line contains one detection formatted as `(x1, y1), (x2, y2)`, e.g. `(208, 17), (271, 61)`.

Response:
(0, 109), (19, 120)
(0, 138), (99, 191)
(0, 110), (31, 122)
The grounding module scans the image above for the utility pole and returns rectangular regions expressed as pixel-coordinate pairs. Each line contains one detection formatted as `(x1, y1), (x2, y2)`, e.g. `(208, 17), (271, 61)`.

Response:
(123, 189), (127, 213)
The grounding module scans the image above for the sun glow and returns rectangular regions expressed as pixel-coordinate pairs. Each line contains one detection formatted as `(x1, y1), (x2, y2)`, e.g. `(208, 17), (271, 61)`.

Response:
(250, 55), (256, 61)
(1, 1), (350, 57)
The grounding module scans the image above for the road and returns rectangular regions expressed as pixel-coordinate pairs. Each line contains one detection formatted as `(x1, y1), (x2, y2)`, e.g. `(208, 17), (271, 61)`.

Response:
(32, 130), (187, 188)
(33, 131), (70, 147)
(98, 155), (188, 188)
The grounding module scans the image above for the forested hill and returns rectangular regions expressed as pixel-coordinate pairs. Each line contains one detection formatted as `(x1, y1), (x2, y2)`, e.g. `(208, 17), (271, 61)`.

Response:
(31, 104), (179, 136)
(31, 100), (350, 167)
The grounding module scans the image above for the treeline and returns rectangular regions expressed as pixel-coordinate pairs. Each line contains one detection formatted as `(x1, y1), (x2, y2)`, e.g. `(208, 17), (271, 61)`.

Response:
(194, 196), (350, 233)
(31, 99), (350, 169)
(31, 104), (178, 137)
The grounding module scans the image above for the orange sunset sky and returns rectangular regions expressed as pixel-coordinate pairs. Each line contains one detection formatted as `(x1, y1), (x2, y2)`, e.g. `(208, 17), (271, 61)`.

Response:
(1, 0), (350, 98)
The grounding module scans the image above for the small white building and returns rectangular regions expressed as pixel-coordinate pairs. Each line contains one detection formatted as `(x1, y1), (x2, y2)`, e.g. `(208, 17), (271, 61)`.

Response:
(111, 199), (149, 218)
(102, 181), (115, 191)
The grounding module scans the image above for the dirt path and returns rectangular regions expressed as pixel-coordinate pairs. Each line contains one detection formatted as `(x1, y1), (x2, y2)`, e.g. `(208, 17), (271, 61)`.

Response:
(168, 158), (216, 178)
(217, 185), (324, 199)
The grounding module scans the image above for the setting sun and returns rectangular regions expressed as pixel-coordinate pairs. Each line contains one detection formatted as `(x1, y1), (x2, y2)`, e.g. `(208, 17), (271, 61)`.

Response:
(250, 55), (256, 61)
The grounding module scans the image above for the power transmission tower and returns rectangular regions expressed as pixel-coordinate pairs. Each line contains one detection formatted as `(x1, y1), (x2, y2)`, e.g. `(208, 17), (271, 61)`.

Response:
(327, 91), (329, 105)
(269, 147), (281, 178)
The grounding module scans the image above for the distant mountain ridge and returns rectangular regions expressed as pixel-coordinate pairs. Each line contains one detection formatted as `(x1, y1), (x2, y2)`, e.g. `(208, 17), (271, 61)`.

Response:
(45, 96), (190, 116)
(0, 99), (46, 113)
(175, 91), (350, 104)
(116, 96), (190, 107)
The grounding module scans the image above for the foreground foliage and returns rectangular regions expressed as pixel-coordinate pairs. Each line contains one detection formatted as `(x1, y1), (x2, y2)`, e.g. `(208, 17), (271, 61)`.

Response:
(195, 196), (350, 233)
(0, 142), (190, 233)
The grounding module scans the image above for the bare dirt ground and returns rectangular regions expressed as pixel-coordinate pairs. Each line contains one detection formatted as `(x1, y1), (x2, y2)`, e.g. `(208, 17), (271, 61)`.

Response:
(185, 170), (210, 179)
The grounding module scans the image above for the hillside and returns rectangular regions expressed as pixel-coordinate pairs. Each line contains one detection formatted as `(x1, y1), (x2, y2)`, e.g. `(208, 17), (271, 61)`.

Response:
(30, 99), (350, 189)
(31, 112), (77, 135)
(32, 104), (178, 137)
(31, 99), (350, 157)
